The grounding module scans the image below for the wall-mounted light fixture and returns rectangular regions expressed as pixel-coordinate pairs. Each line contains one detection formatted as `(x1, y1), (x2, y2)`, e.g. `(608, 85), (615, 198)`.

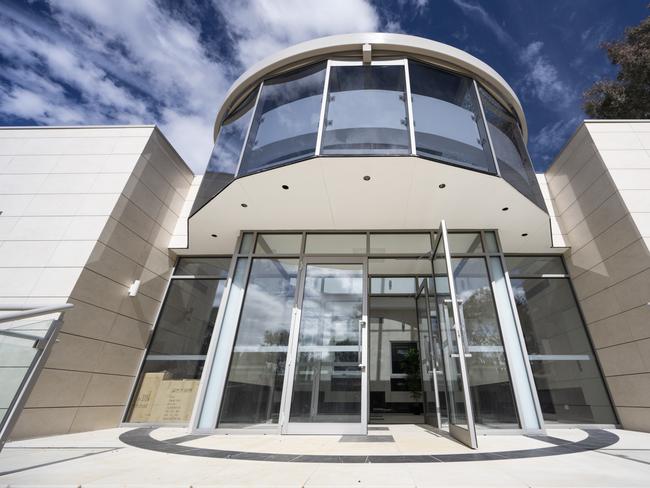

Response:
(128, 280), (141, 297)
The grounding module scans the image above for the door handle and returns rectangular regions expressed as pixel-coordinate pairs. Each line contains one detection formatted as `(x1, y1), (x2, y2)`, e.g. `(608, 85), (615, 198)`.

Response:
(358, 320), (366, 372)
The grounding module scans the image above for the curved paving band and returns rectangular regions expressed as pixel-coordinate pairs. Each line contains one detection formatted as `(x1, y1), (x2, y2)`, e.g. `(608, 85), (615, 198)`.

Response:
(119, 428), (619, 464)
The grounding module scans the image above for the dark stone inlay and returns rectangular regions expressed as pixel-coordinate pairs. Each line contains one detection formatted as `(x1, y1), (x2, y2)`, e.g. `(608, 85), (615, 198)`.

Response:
(118, 428), (619, 464)
(165, 434), (209, 445)
(339, 435), (394, 443)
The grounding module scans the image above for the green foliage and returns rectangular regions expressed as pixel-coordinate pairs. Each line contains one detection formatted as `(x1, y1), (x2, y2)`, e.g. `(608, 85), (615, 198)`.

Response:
(400, 348), (423, 401)
(583, 9), (650, 118)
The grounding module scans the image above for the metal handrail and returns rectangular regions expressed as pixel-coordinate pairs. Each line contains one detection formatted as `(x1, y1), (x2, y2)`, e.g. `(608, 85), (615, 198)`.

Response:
(0, 303), (73, 451)
(0, 303), (74, 325)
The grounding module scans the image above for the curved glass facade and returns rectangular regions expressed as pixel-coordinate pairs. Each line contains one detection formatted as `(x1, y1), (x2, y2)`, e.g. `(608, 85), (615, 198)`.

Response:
(194, 56), (546, 216)
(239, 62), (326, 176)
(409, 61), (494, 173)
(321, 64), (410, 155)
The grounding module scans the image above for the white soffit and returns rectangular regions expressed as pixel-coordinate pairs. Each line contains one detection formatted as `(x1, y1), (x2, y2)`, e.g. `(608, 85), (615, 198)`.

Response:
(182, 157), (556, 255)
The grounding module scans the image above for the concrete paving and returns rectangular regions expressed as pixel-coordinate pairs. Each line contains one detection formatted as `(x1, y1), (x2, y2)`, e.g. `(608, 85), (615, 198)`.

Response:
(0, 425), (649, 486)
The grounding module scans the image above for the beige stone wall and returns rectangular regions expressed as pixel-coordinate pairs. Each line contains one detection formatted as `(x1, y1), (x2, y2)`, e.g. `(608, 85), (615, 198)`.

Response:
(544, 120), (650, 432)
(0, 126), (193, 439)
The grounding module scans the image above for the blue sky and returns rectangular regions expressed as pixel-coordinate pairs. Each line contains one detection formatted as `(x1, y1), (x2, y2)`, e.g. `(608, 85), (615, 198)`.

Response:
(0, 0), (647, 173)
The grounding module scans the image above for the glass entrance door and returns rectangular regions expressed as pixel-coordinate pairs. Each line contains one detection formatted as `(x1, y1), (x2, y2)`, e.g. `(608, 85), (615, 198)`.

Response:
(416, 281), (444, 428)
(431, 221), (478, 448)
(282, 258), (368, 434)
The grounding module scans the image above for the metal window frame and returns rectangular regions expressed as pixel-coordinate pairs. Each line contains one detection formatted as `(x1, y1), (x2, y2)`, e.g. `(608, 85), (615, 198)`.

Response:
(503, 253), (620, 427)
(474, 79), (501, 177)
(184, 229), (558, 435)
(121, 256), (231, 427)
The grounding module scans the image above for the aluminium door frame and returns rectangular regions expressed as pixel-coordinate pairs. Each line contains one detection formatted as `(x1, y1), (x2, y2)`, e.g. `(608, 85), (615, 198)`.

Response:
(432, 220), (478, 449)
(280, 256), (369, 435)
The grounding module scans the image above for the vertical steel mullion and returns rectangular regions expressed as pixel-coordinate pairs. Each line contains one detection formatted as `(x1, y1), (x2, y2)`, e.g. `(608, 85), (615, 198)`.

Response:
(314, 60), (332, 156)
(403, 59), (417, 156)
(474, 80), (501, 177)
(234, 84), (263, 177)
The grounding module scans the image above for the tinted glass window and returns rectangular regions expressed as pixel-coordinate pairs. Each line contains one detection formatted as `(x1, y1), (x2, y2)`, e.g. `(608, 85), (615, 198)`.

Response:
(451, 257), (519, 427)
(239, 63), (326, 175)
(506, 256), (566, 276)
(219, 259), (299, 426)
(478, 86), (545, 209)
(127, 279), (225, 423)
(255, 234), (302, 254)
(304, 234), (366, 254)
(191, 90), (256, 214)
(409, 61), (495, 173)
(369, 233), (432, 254)
(175, 257), (231, 277)
(321, 65), (410, 155)
(512, 277), (616, 424)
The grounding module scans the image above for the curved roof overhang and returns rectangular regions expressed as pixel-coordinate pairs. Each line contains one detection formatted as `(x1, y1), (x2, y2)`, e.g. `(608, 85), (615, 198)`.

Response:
(212, 33), (528, 143)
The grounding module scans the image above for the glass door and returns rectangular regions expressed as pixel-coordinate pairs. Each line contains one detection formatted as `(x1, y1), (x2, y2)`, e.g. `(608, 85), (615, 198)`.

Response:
(431, 221), (478, 448)
(416, 281), (443, 428)
(281, 258), (368, 434)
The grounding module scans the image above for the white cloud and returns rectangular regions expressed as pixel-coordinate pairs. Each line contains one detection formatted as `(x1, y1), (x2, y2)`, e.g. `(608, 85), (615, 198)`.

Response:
(519, 41), (574, 108)
(215, 0), (381, 67)
(529, 115), (582, 164)
(0, 0), (389, 173)
(452, 1), (574, 111)
(452, 0), (514, 47)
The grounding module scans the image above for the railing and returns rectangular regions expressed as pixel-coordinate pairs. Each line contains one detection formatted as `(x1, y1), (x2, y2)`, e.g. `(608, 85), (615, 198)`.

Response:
(0, 303), (73, 450)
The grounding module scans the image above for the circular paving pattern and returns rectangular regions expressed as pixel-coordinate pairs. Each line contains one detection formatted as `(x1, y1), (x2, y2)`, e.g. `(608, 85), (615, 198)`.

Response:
(119, 428), (619, 463)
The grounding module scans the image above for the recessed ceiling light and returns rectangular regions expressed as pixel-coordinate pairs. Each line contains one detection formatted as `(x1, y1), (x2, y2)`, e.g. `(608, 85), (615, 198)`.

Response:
(438, 183), (446, 189)
(211, 234), (217, 238)
(282, 184), (289, 190)
(521, 233), (528, 237)
(502, 207), (509, 211)
(241, 203), (248, 208)
(363, 175), (371, 181)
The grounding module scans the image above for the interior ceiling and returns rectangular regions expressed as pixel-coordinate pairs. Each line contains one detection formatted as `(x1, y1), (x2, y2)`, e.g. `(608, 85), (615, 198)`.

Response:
(180, 157), (559, 256)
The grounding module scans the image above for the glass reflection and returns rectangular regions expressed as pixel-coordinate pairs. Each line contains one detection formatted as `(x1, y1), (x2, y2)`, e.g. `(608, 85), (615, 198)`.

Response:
(451, 257), (519, 427)
(432, 237), (470, 429)
(289, 264), (364, 423)
(478, 87), (545, 209)
(409, 61), (494, 173)
(128, 279), (225, 423)
(512, 277), (617, 424)
(191, 90), (257, 214)
(321, 65), (410, 155)
(219, 259), (298, 426)
(239, 62), (326, 175)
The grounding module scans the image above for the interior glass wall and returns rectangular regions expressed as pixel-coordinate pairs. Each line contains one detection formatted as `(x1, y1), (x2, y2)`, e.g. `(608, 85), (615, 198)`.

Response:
(478, 87), (545, 209)
(409, 61), (495, 173)
(219, 258), (299, 426)
(127, 257), (230, 423)
(321, 65), (411, 155)
(507, 256), (617, 424)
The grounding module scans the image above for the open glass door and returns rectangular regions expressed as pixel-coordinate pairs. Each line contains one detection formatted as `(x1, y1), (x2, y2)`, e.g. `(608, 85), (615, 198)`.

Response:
(416, 281), (443, 428)
(282, 258), (368, 434)
(431, 221), (478, 448)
